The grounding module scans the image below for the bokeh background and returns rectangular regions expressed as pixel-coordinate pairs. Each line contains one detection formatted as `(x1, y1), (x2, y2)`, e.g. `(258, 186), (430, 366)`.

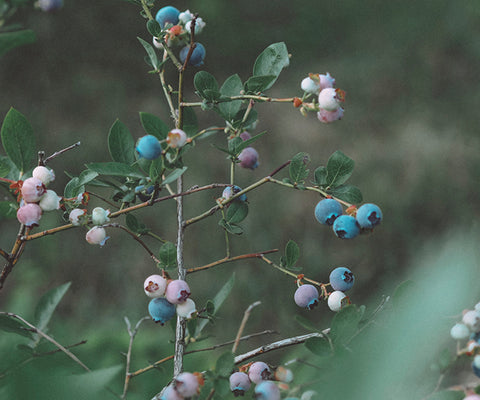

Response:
(1, 0), (480, 399)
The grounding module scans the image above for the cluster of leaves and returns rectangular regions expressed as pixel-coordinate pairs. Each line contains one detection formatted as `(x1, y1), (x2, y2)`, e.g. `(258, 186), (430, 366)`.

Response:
(0, 0), (36, 57)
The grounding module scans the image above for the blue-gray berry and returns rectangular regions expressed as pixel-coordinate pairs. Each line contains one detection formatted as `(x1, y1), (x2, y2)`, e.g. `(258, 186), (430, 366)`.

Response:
(314, 199), (342, 226)
(356, 203), (382, 229)
(333, 215), (360, 239)
(329, 267), (355, 292)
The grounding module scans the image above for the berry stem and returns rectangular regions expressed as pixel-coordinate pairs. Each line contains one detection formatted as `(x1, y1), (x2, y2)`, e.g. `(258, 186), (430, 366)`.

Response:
(180, 95), (297, 107)
(42, 141), (81, 165)
(232, 301), (262, 354)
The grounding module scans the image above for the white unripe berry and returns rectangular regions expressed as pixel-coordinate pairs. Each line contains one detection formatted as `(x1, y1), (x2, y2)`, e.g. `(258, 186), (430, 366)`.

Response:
(144, 275), (167, 298)
(463, 310), (480, 332)
(450, 323), (470, 340)
(91, 207), (110, 225)
(39, 190), (61, 211)
(32, 166), (55, 186)
(318, 88), (344, 111)
(85, 226), (109, 246)
(327, 291), (347, 312)
(176, 298), (196, 319)
(69, 208), (86, 226)
(167, 129), (188, 148)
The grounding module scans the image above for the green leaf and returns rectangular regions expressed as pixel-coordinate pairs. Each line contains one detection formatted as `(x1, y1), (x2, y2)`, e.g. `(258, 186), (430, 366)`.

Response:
(213, 378), (231, 397)
(427, 390), (464, 400)
(62, 365), (123, 397)
(34, 282), (71, 335)
(0, 201), (17, 220)
(0, 156), (11, 177)
(87, 162), (144, 179)
(0, 314), (32, 338)
(218, 74), (243, 120)
(205, 300), (215, 315)
(139, 112), (170, 140)
(289, 152), (310, 184)
(162, 166), (187, 186)
(182, 107), (198, 136)
(1, 108), (35, 173)
(295, 315), (321, 332)
(149, 157), (164, 183)
(146, 19), (162, 37)
(252, 42), (289, 90)
(313, 166), (327, 186)
(215, 351), (235, 378)
(137, 36), (159, 70)
(159, 242), (177, 269)
(329, 305), (363, 345)
(392, 280), (415, 310)
(125, 214), (149, 234)
(232, 108), (258, 130)
(218, 219), (243, 235)
(328, 184), (363, 204)
(226, 201), (248, 224)
(194, 71), (220, 101)
(77, 170), (99, 187)
(229, 131), (267, 156)
(0, 29), (36, 57)
(305, 336), (332, 357)
(283, 240), (300, 269)
(244, 75), (276, 93)
(195, 274), (235, 337)
(108, 120), (135, 164)
(325, 150), (354, 188)
(64, 177), (85, 198)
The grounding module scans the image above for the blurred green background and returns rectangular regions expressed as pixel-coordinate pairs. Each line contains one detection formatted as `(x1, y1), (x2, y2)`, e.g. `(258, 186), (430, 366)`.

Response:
(1, 0), (480, 399)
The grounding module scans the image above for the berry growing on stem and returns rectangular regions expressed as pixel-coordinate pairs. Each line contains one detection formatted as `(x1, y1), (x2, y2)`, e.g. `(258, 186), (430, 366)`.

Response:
(329, 267), (355, 292)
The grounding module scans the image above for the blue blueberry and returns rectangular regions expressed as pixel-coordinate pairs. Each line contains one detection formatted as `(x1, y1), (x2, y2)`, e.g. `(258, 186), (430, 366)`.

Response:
(222, 185), (247, 202)
(155, 6), (180, 28)
(148, 298), (176, 325)
(179, 43), (206, 67)
(356, 203), (382, 229)
(254, 381), (280, 400)
(136, 135), (162, 160)
(329, 267), (355, 292)
(229, 372), (251, 396)
(314, 199), (343, 226)
(135, 185), (156, 201)
(294, 285), (319, 310)
(38, 0), (63, 11)
(333, 215), (360, 239)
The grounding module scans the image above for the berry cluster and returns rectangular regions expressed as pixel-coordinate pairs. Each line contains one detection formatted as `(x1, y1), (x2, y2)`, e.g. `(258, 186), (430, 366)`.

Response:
(300, 73), (345, 123)
(153, 6), (207, 67)
(314, 198), (382, 239)
(15, 166), (60, 227)
(161, 372), (201, 400)
(136, 128), (188, 161)
(144, 275), (196, 324)
(294, 267), (354, 313)
(450, 302), (480, 379)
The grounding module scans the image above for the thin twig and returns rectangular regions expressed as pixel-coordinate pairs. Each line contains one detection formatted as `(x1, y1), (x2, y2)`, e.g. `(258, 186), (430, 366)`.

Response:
(232, 301), (261, 354)
(0, 248), (9, 261)
(43, 142), (81, 165)
(0, 312), (90, 371)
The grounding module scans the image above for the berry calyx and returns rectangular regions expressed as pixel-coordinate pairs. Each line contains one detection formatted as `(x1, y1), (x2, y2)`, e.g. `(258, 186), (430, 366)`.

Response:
(165, 279), (191, 304)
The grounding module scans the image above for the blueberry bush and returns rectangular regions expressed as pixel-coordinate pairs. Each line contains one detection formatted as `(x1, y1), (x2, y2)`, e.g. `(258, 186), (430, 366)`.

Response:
(0, 1), (479, 400)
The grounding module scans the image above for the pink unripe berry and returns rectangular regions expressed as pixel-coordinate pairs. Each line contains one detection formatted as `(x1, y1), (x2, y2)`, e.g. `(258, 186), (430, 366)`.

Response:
(319, 72), (335, 89)
(328, 290), (348, 312)
(318, 88), (345, 111)
(32, 166), (55, 186)
(17, 203), (42, 227)
(144, 274), (167, 298)
(85, 226), (109, 246)
(176, 298), (196, 319)
(229, 371), (251, 396)
(174, 372), (200, 397)
(239, 131), (251, 141)
(161, 385), (183, 400)
(39, 190), (61, 211)
(167, 128), (188, 148)
(464, 396), (480, 400)
(21, 177), (46, 203)
(165, 279), (191, 304)
(69, 208), (87, 226)
(248, 361), (271, 384)
(91, 207), (110, 225)
(238, 147), (259, 169)
(317, 107), (344, 123)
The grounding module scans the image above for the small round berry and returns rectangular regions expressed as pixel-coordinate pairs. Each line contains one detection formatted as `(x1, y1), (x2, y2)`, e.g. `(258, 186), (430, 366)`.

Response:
(136, 135), (162, 160)
(222, 185), (247, 202)
(155, 6), (180, 29)
(160, 385), (183, 400)
(179, 43), (206, 67)
(21, 177), (46, 203)
(167, 128), (188, 148)
(317, 107), (344, 123)
(328, 291), (348, 312)
(39, 190), (61, 211)
(333, 215), (360, 239)
(314, 198), (343, 226)
(17, 203), (42, 227)
(319, 72), (335, 89)
(239, 131), (251, 141)
(37, 0), (63, 12)
(254, 381), (280, 400)
(32, 166), (55, 186)
(318, 88), (345, 111)
(144, 275), (167, 298)
(85, 226), (109, 246)
(294, 285), (319, 310)
(329, 267), (355, 292)
(148, 297), (176, 324)
(174, 372), (199, 397)
(356, 203), (382, 229)
(91, 207), (110, 225)
(238, 147), (259, 170)
(301, 76), (321, 95)
(185, 17), (206, 35)
(229, 371), (251, 396)
(463, 310), (480, 332)
(274, 366), (293, 383)
(69, 208), (87, 226)
(450, 323), (470, 340)
(176, 298), (197, 319)
(248, 361), (271, 384)
(165, 279), (191, 304)
(178, 10), (194, 24)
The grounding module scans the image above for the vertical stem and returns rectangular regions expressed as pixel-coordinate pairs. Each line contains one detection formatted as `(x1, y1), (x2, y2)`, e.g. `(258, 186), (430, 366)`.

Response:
(230, 160), (235, 185)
